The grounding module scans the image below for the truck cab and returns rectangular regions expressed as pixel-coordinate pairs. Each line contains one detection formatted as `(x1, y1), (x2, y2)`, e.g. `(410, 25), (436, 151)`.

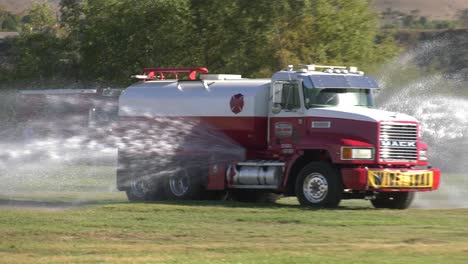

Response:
(264, 65), (439, 208)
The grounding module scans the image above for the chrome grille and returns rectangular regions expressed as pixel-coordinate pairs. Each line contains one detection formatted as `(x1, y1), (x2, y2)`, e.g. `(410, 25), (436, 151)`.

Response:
(379, 122), (418, 162)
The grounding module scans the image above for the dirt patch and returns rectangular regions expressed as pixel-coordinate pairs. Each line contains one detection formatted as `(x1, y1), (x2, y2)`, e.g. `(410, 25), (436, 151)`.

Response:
(402, 238), (444, 244)
(0, 199), (85, 210)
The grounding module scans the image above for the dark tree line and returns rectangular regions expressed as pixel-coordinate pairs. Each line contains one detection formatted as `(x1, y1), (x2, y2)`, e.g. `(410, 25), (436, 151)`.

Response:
(1, 0), (399, 85)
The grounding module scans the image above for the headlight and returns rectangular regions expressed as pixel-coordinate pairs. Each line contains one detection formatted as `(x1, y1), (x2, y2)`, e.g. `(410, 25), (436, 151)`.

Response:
(341, 147), (374, 160)
(419, 149), (428, 161)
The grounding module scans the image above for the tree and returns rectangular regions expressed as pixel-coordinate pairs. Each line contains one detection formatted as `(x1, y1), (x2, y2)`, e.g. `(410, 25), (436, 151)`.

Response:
(8, 3), (64, 80)
(268, 0), (397, 71)
(10, 32), (65, 79)
(457, 8), (468, 28)
(191, 0), (277, 76)
(419, 16), (428, 28)
(78, 0), (197, 84)
(59, 0), (84, 79)
(2, 15), (18, 31)
(192, 0), (397, 77)
(21, 2), (57, 33)
(0, 7), (19, 31)
(2, 0), (398, 84)
(60, 0), (83, 29)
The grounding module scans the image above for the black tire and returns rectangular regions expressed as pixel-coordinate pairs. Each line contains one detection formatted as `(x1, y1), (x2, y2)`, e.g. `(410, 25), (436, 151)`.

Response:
(295, 162), (343, 208)
(126, 175), (165, 202)
(164, 168), (203, 200)
(118, 151), (166, 202)
(371, 192), (414, 209)
(229, 190), (281, 203)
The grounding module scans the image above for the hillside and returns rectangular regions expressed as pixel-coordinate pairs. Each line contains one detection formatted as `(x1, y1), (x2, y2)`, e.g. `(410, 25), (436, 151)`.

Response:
(374, 0), (468, 20)
(0, 0), (58, 14)
(1, 0), (467, 20)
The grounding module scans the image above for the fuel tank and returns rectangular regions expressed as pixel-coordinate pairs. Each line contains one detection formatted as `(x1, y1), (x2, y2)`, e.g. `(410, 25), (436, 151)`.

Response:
(119, 77), (271, 149)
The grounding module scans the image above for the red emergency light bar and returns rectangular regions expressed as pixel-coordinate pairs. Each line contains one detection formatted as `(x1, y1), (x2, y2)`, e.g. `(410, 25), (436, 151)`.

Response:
(142, 67), (209, 80)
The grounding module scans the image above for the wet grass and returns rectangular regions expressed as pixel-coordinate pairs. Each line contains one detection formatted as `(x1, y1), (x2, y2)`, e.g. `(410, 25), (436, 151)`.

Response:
(1, 166), (468, 263)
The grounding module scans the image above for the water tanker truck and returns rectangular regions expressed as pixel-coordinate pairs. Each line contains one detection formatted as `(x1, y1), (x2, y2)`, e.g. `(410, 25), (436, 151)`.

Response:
(116, 65), (440, 209)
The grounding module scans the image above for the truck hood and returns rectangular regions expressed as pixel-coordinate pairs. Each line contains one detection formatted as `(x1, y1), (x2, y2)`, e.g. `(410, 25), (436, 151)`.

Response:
(305, 106), (418, 123)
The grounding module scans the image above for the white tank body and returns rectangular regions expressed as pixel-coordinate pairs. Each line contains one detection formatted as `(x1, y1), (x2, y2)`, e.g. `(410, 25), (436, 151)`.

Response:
(119, 78), (272, 149)
(119, 79), (270, 117)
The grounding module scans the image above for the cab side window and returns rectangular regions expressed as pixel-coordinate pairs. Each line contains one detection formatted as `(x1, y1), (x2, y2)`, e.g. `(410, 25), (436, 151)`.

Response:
(281, 83), (300, 110)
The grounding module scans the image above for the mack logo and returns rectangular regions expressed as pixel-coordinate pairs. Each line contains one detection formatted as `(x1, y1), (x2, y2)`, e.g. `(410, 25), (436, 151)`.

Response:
(381, 141), (416, 147)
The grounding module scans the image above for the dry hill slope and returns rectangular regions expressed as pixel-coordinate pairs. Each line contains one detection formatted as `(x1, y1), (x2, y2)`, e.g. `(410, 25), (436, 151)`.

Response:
(1, 0), (467, 20)
(374, 0), (468, 20)
(0, 0), (59, 14)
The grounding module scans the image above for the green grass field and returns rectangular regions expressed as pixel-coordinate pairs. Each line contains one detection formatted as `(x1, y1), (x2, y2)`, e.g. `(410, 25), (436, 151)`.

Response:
(1, 165), (468, 263)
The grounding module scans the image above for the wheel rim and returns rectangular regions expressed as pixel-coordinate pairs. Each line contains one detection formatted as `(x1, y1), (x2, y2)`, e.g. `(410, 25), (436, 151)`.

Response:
(303, 173), (329, 203)
(130, 178), (148, 198)
(169, 170), (190, 197)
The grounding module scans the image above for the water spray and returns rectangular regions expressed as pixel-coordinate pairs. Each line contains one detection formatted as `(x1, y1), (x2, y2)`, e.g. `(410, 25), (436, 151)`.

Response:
(376, 38), (468, 209)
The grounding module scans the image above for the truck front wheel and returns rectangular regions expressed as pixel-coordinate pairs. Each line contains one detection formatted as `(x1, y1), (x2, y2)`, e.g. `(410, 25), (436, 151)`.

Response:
(371, 192), (414, 209)
(295, 162), (343, 208)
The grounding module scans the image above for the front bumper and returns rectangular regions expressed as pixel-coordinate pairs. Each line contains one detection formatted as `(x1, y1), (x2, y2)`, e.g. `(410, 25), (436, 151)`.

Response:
(341, 167), (440, 192)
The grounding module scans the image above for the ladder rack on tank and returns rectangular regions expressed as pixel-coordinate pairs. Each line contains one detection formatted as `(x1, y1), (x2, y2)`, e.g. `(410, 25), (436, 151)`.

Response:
(131, 67), (209, 81)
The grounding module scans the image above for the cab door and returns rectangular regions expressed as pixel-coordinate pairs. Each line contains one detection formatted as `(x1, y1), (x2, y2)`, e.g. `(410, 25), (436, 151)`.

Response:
(268, 80), (306, 154)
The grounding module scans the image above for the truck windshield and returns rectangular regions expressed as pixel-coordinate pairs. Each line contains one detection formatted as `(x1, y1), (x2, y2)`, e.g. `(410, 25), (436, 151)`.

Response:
(303, 88), (374, 108)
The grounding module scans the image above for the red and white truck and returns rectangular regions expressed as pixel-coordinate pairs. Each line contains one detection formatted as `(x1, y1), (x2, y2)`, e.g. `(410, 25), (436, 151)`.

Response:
(116, 65), (440, 209)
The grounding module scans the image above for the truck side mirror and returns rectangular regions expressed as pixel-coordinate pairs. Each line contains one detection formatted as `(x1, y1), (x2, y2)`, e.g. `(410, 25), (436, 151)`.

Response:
(273, 83), (283, 104)
(272, 83), (283, 114)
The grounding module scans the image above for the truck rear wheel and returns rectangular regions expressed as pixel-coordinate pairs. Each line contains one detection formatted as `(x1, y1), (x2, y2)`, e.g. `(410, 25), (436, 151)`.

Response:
(371, 192), (414, 209)
(295, 162), (343, 208)
(126, 176), (164, 202)
(119, 151), (166, 202)
(164, 168), (202, 200)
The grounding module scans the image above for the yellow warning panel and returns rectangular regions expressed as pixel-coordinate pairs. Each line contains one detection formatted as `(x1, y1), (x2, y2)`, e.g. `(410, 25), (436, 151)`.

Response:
(368, 170), (433, 188)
